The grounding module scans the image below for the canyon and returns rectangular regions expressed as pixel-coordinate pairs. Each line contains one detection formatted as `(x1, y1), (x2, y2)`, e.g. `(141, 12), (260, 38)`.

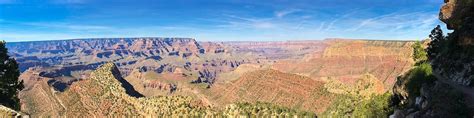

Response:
(3, 37), (415, 116)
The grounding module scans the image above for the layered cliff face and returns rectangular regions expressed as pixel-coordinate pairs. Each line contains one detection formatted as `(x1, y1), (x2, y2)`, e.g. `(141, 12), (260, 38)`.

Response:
(272, 39), (414, 91)
(7, 38), (204, 56)
(208, 69), (335, 114)
(7, 38), (207, 72)
(224, 41), (325, 60)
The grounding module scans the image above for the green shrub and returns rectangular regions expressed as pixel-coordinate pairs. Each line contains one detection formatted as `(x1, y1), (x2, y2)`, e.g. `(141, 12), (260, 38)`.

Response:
(224, 102), (316, 117)
(353, 93), (393, 117)
(405, 62), (436, 97)
(322, 93), (393, 117)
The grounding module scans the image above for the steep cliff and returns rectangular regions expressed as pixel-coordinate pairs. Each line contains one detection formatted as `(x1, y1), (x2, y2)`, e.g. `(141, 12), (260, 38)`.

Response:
(435, 0), (474, 86)
(272, 39), (414, 91)
(440, 0), (474, 45)
(389, 2), (474, 115)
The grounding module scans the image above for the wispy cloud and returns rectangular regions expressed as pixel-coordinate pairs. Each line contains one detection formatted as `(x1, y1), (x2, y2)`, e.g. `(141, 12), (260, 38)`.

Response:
(253, 22), (275, 29)
(25, 22), (112, 30)
(275, 9), (301, 18)
(0, 0), (444, 42)
(2, 20), (114, 31)
(202, 8), (442, 41)
(348, 12), (438, 32)
(316, 22), (326, 32)
(0, 33), (79, 42)
(323, 9), (363, 32)
(217, 14), (277, 29)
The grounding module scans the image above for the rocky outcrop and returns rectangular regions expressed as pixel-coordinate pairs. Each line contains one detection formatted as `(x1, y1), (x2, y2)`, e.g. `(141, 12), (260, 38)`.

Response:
(52, 63), (211, 116)
(434, 0), (474, 86)
(389, 2), (474, 114)
(440, 0), (474, 45)
(440, 0), (474, 28)
(392, 80), (469, 117)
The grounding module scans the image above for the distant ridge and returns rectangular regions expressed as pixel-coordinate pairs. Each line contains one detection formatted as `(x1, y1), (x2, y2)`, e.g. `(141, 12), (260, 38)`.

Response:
(7, 37), (196, 43)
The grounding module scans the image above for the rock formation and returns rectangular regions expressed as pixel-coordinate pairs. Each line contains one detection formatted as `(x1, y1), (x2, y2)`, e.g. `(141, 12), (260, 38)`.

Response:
(435, 0), (474, 86)
(209, 69), (335, 114)
(11, 38), (418, 116)
(389, 2), (474, 116)
(58, 63), (212, 116)
(19, 63), (317, 117)
(272, 39), (414, 91)
(440, 0), (474, 45)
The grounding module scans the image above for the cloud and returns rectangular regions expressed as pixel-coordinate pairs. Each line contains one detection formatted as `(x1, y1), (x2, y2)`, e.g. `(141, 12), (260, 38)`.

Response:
(323, 9), (363, 32)
(0, 0), (444, 42)
(0, 33), (77, 42)
(348, 12), (438, 32)
(275, 9), (301, 18)
(18, 22), (113, 31)
(217, 14), (277, 29)
(316, 22), (326, 32)
(253, 22), (275, 29)
(1, 19), (112, 31)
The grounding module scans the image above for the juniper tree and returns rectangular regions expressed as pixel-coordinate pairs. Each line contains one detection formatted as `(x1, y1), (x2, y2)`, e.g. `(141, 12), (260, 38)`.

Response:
(427, 25), (445, 61)
(0, 41), (24, 110)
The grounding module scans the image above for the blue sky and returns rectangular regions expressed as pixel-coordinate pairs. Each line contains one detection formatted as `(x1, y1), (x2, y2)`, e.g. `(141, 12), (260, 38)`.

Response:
(0, 0), (446, 42)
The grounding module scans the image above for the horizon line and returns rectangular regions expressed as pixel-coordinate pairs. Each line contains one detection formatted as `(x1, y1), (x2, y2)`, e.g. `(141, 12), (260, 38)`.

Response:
(4, 37), (422, 43)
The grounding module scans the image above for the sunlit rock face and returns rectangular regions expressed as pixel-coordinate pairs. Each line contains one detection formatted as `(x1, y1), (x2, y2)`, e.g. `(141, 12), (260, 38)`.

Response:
(435, 0), (474, 86)
(440, 0), (474, 45)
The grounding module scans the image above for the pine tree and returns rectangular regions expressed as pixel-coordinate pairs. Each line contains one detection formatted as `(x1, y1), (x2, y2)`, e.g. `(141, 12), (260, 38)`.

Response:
(0, 41), (24, 110)
(412, 41), (428, 64)
(427, 25), (445, 61)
